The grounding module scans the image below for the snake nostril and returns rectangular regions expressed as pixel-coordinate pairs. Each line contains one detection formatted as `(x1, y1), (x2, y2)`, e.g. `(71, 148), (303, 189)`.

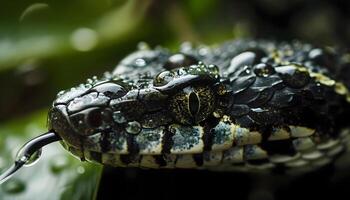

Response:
(87, 109), (102, 128)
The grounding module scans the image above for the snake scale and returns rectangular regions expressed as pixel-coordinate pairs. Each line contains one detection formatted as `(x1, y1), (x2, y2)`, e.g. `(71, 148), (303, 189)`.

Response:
(48, 39), (350, 173)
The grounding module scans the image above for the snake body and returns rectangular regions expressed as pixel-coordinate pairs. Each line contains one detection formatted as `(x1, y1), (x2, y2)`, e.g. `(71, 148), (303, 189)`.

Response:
(48, 40), (350, 172)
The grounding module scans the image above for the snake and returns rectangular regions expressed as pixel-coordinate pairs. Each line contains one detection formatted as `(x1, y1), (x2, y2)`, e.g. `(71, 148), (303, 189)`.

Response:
(2, 39), (350, 183)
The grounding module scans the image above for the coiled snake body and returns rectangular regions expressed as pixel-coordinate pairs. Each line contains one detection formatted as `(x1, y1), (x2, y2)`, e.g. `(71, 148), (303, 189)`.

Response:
(48, 40), (350, 173)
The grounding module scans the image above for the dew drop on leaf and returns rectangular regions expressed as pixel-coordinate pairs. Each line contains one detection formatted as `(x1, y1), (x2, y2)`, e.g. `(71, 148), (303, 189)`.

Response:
(1, 179), (25, 194)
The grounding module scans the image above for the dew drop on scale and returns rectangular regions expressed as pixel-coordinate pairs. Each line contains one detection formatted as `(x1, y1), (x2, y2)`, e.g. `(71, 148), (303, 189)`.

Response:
(135, 58), (146, 67)
(137, 42), (150, 50)
(126, 121), (141, 134)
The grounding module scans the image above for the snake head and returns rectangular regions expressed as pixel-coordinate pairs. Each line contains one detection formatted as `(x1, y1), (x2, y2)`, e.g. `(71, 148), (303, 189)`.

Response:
(48, 63), (221, 154)
(48, 76), (130, 149)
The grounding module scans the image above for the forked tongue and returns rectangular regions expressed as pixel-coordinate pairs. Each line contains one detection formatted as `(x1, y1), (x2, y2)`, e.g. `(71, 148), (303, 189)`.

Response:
(0, 132), (61, 184)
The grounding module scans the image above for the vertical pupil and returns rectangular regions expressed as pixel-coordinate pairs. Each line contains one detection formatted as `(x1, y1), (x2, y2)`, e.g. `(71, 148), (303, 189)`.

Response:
(189, 92), (199, 116)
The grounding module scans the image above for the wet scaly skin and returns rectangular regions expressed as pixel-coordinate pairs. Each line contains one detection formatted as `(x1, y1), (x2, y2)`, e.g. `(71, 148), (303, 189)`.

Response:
(48, 40), (350, 172)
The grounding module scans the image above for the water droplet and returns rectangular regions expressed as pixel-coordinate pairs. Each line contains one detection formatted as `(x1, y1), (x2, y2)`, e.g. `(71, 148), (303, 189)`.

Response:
(67, 92), (109, 113)
(253, 63), (275, 77)
(76, 166), (85, 174)
(275, 65), (310, 88)
(22, 149), (42, 167)
(213, 110), (223, 118)
(57, 90), (65, 96)
(14, 146), (41, 167)
(180, 42), (192, 53)
(309, 48), (323, 59)
(177, 68), (187, 75)
(1, 179), (25, 194)
(50, 156), (69, 174)
(164, 54), (198, 70)
(198, 47), (210, 56)
(135, 58), (146, 67)
(153, 71), (174, 86)
(70, 27), (98, 52)
(228, 51), (256, 74)
(275, 65), (296, 76)
(87, 78), (93, 84)
(113, 111), (126, 123)
(126, 121), (141, 135)
(137, 42), (150, 50)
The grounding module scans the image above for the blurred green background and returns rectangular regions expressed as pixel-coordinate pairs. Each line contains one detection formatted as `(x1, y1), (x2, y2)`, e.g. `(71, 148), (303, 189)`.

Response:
(0, 0), (350, 199)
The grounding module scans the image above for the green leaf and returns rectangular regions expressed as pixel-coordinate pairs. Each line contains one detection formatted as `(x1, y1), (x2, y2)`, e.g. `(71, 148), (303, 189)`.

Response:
(0, 111), (102, 200)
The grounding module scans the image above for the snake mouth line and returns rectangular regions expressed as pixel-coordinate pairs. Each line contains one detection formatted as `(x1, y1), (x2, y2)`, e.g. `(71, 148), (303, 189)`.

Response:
(62, 119), (349, 171)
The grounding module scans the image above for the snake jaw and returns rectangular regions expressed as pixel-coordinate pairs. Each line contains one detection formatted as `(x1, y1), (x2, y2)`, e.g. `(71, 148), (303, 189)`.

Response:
(47, 40), (350, 171)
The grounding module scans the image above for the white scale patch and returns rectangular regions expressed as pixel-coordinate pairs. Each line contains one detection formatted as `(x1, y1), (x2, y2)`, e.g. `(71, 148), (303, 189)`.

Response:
(170, 124), (204, 154)
(136, 127), (164, 155)
(247, 163), (275, 170)
(234, 127), (262, 145)
(108, 132), (128, 154)
(285, 159), (308, 168)
(269, 153), (300, 163)
(293, 137), (315, 151)
(243, 145), (268, 160)
(289, 126), (315, 138)
(268, 127), (290, 141)
(326, 145), (344, 157)
(301, 150), (324, 160)
(317, 139), (340, 150)
(211, 120), (235, 151)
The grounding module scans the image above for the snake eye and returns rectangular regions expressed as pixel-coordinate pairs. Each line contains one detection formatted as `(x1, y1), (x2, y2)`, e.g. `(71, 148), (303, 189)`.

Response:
(169, 85), (215, 125)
